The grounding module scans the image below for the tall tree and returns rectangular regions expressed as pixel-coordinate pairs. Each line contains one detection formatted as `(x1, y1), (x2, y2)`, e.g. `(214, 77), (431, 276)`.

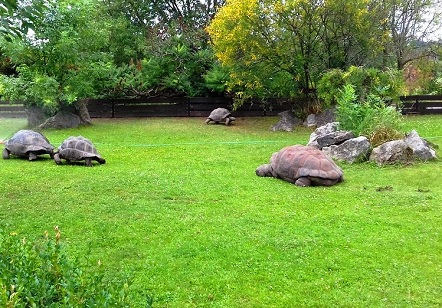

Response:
(207, 0), (385, 101)
(383, 0), (442, 70)
(100, 0), (225, 65)
(1, 0), (116, 111)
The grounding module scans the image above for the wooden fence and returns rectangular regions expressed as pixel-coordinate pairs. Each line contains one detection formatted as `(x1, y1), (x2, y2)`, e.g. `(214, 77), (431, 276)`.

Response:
(398, 95), (442, 115)
(0, 97), (295, 118)
(86, 97), (297, 118)
(2, 95), (442, 118)
(0, 101), (26, 118)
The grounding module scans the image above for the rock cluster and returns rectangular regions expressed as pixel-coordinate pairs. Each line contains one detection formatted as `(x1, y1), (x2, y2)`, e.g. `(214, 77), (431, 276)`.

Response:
(270, 109), (437, 165)
(306, 123), (437, 165)
(271, 108), (336, 132)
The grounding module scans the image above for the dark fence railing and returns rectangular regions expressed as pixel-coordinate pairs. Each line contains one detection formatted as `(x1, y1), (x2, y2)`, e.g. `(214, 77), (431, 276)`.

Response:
(0, 101), (26, 118)
(86, 97), (296, 118)
(0, 97), (296, 119)
(2, 95), (442, 118)
(399, 95), (442, 115)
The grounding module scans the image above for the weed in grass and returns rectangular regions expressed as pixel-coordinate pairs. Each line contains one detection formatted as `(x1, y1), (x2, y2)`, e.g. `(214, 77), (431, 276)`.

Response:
(0, 226), (136, 307)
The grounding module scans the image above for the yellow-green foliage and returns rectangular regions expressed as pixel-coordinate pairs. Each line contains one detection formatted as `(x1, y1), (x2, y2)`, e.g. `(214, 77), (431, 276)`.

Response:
(207, 0), (390, 101)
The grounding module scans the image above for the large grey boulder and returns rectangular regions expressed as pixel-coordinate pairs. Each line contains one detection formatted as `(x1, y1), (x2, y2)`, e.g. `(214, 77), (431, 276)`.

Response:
(307, 122), (339, 148)
(25, 100), (91, 128)
(303, 108), (337, 128)
(404, 130), (437, 161)
(38, 111), (81, 129)
(271, 110), (302, 132)
(369, 140), (413, 166)
(323, 136), (371, 163)
(316, 131), (355, 148)
(304, 114), (317, 127)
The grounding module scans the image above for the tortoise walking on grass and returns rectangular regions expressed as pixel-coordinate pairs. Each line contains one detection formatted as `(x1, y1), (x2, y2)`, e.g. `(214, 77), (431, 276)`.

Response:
(2, 130), (55, 161)
(256, 145), (344, 187)
(54, 136), (105, 166)
(205, 108), (235, 125)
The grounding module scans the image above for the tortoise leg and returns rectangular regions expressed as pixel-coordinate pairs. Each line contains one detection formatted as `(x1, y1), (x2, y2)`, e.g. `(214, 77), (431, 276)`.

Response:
(54, 153), (62, 165)
(205, 118), (211, 124)
(28, 152), (37, 161)
(85, 157), (92, 167)
(225, 118), (231, 125)
(2, 148), (10, 159)
(295, 177), (312, 187)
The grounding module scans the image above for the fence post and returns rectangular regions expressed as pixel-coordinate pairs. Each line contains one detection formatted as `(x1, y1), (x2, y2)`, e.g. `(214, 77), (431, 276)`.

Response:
(187, 97), (190, 117)
(112, 98), (115, 118)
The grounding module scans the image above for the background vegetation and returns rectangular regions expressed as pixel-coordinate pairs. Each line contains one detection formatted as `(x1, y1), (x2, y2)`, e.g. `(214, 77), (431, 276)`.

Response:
(1, 0), (442, 114)
(1, 116), (442, 307)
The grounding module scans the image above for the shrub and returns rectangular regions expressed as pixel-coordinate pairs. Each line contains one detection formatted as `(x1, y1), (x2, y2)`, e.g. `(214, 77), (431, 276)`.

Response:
(317, 66), (405, 106)
(0, 226), (139, 307)
(426, 76), (442, 95)
(336, 84), (403, 146)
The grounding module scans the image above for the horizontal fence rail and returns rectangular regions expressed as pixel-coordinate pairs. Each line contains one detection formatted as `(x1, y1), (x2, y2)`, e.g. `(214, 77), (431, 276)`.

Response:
(76, 97), (295, 118)
(399, 95), (442, 115)
(0, 101), (26, 118)
(2, 96), (442, 118)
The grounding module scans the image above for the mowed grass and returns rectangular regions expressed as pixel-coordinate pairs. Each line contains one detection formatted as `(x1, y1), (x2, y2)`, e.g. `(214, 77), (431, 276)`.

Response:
(1, 115), (442, 307)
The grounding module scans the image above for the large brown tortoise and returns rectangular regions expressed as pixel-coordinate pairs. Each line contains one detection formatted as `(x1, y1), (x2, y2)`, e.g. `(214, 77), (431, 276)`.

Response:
(2, 130), (55, 161)
(205, 108), (235, 125)
(256, 145), (344, 187)
(54, 136), (105, 166)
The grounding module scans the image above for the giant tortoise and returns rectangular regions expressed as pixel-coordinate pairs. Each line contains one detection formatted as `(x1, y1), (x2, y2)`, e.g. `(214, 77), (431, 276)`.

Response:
(205, 108), (235, 125)
(256, 145), (344, 187)
(2, 130), (55, 161)
(54, 136), (105, 166)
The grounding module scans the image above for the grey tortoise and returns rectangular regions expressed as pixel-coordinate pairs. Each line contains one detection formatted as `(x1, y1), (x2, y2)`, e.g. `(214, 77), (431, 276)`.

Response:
(54, 136), (105, 166)
(205, 108), (235, 125)
(3, 130), (55, 161)
(256, 145), (344, 187)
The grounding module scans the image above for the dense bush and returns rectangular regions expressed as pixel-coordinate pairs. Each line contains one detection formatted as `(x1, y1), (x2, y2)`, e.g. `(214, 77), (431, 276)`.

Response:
(111, 35), (220, 98)
(336, 84), (403, 146)
(0, 226), (143, 307)
(317, 66), (405, 107)
(426, 75), (442, 95)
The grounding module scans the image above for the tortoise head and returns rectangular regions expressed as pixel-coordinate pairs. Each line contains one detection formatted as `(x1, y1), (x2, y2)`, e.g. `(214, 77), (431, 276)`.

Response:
(255, 164), (273, 177)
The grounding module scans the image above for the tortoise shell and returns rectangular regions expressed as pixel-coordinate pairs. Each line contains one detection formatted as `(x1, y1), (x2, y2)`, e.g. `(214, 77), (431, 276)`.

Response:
(205, 108), (235, 125)
(207, 108), (231, 121)
(55, 136), (105, 166)
(256, 145), (344, 186)
(3, 130), (54, 159)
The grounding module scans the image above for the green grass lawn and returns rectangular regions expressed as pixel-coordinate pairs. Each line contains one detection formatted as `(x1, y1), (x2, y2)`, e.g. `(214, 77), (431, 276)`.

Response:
(1, 115), (442, 307)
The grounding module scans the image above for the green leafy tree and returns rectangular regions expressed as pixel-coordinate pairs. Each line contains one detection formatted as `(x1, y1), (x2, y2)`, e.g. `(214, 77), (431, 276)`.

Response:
(112, 34), (217, 98)
(0, 0), (46, 38)
(100, 0), (226, 97)
(207, 0), (389, 104)
(0, 0), (117, 113)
